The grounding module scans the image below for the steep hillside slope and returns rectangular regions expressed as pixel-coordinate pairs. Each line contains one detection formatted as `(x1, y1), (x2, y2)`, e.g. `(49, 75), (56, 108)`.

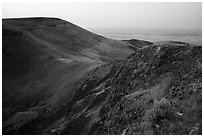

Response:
(88, 44), (202, 135)
(44, 44), (201, 135)
(3, 17), (134, 62)
(2, 17), (135, 134)
(2, 18), (201, 135)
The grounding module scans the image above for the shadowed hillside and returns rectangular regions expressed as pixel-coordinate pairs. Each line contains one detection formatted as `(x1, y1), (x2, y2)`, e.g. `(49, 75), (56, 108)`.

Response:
(2, 18), (202, 135)
(2, 17), (136, 134)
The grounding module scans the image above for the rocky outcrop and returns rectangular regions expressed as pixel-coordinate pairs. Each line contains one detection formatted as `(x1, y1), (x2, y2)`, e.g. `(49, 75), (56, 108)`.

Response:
(88, 44), (202, 135)
(42, 44), (202, 135)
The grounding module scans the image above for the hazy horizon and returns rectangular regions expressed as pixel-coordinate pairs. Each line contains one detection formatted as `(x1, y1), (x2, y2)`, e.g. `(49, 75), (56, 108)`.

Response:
(89, 27), (202, 45)
(89, 27), (202, 34)
(3, 2), (202, 31)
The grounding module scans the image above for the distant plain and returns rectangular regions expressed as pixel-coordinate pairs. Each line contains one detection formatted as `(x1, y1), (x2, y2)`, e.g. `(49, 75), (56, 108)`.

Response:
(91, 28), (202, 45)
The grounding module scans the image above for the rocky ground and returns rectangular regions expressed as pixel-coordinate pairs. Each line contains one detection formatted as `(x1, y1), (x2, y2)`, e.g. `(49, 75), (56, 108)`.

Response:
(44, 43), (202, 135)
(88, 43), (202, 135)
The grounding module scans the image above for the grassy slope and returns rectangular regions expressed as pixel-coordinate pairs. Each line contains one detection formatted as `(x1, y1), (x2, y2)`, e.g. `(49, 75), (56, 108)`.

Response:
(2, 18), (134, 134)
(3, 17), (133, 61)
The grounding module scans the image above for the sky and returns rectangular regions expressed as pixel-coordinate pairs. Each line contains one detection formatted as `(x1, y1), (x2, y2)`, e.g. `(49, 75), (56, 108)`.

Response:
(2, 2), (202, 31)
